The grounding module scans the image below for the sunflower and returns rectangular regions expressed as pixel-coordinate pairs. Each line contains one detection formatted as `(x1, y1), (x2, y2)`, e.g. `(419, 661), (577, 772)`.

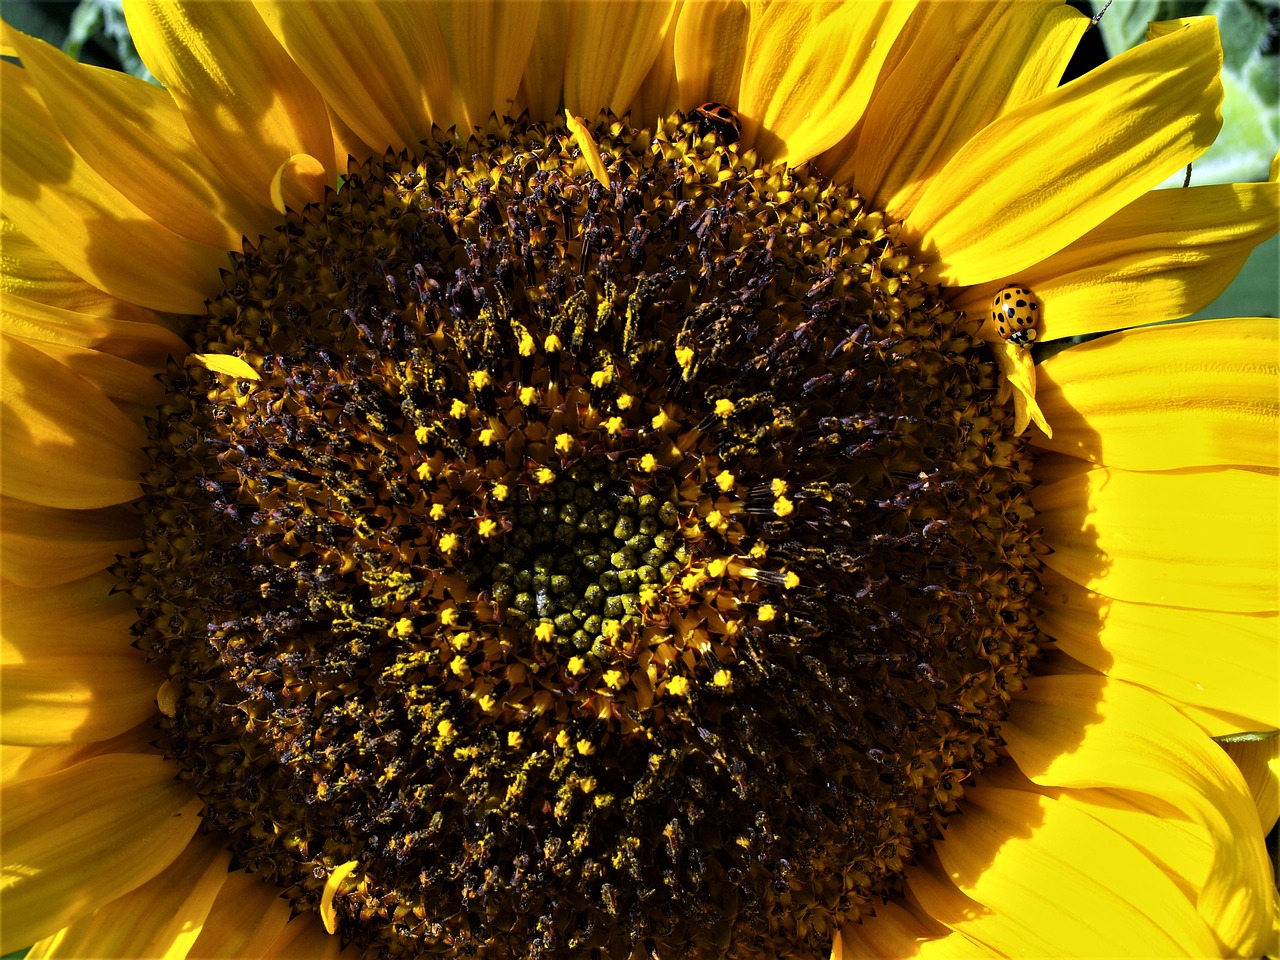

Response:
(2, 2), (1277, 958)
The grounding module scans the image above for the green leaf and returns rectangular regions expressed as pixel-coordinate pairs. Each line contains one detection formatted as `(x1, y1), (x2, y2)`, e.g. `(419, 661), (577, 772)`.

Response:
(64, 1), (103, 60)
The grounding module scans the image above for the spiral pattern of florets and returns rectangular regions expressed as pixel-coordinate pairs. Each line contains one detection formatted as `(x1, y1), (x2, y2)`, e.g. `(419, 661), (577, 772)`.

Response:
(125, 113), (1042, 959)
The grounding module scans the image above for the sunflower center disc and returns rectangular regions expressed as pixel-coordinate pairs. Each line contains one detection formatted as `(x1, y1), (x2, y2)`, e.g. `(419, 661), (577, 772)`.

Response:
(126, 113), (1042, 959)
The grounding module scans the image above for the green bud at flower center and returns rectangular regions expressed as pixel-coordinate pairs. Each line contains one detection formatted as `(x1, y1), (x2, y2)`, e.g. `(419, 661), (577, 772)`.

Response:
(123, 112), (1042, 959)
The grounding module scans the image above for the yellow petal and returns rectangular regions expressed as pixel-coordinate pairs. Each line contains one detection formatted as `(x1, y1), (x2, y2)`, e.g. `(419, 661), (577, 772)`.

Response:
(192, 352), (260, 381)
(2, 289), (186, 368)
(1222, 737), (1280, 836)
(989, 341), (1051, 437)
(565, 113), (611, 188)
(1, 571), (133, 646)
(951, 183), (1279, 341)
(628, 13), (681, 130)
(2, 723), (153, 786)
(187, 867), (293, 959)
(982, 761), (1231, 948)
(262, 913), (345, 960)
(2, 572), (159, 745)
(125, 1), (335, 211)
(0, 334), (147, 509)
(0, 752), (202, 954)
(917, 781), (1220, 956)
(27, 834), (229, 960)
(1, 651), (158, 746)
(270, 154), (329, 214)
(433, 2), (541, 132)
(1050, 784), (1216, 917)
(324, 104), (375, 175)
(17, 337), (165, 414)
(1036, 567), (1279, 734)
(0, 217), (156, 324)
(1033, 318), (1278, 470)
(1173, 702), (1279, 739)
(823, 2), (1088, 221)
(521, 1), (571, 122)
(907, 17), (1223, 287)
(0, 64), (224, 314)
(673, 0), (750, 108)
(1034, 465), (1277, 612)
(7, 26), (274, 250)
(0, 498), (137, 587)
(252, 1), (451, 152)
(319, 860), (359, 935)
(561, 1), (680, 118)
(738, 0), (917, 165)
(836, 897), (998, 958)
(1003, 674), (1274, 956)
(905, 859), (1061, 956)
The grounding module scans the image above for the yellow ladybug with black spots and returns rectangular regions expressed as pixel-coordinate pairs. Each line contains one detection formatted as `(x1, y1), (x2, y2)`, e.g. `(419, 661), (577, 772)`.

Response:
(991, 285), (1041, 347)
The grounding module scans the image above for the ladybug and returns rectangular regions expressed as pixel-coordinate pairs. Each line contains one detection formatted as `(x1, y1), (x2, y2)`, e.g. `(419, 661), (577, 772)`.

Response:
(693, 102), (741, 145)
(991, 285), (1041, 346)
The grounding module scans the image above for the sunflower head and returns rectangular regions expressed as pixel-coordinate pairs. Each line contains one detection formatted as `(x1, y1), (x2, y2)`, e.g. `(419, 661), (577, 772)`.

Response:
(121, 111), (1041, 957)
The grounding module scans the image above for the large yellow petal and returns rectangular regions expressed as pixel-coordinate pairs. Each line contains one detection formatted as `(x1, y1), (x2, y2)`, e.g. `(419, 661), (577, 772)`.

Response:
(253, 1), (451, 152)
(951, 183), (1280, 341)
(822, 2), (1088, 221)
(187, 867), (293, 959)
(1047, 783), (1215, 914)
(1, 722), (153, 786)
(27, 833), (229, 960)
(0, 334), (147, 509)
(1, 571), (133, 648)
(915, 782), (1220, 956)
(0, 64), (224, 314)
(0, 752), (202, 954)
(672, 0), (750, 109)
(1003, 674), (1275, 956)
(2, 289), (187, 367)
(1034, 465), (1278, 612)
(520, 0), (571, 122)
(433, 2), (541, 133)
(1033, 317), (1278, 470)
(737, 0), (916, 165)
(981, 760), (1239, 950)
(1036, 567), (1279, 734)
(561, 1), (680, 119)
(1222, 737), (1279, 836)
(628, 11), (681, 131)
(125, 1), (334, 209)
(1, 656), (158, 748)
(2, 573), (158, 745)
(904, 856), (1067, 957)
(835, 897), (998, 958)
(16, 337), (165, 417)
(906, 17), (1223, 287)
(0, 217), (157, 324)
(0, 498), (137, 587)
(7, 27), (274, 250)
(262, 913), (345, 960)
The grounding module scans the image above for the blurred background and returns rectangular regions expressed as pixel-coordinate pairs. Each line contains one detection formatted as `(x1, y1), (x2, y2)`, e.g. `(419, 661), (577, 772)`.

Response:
(0, 2), (1276, 957)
